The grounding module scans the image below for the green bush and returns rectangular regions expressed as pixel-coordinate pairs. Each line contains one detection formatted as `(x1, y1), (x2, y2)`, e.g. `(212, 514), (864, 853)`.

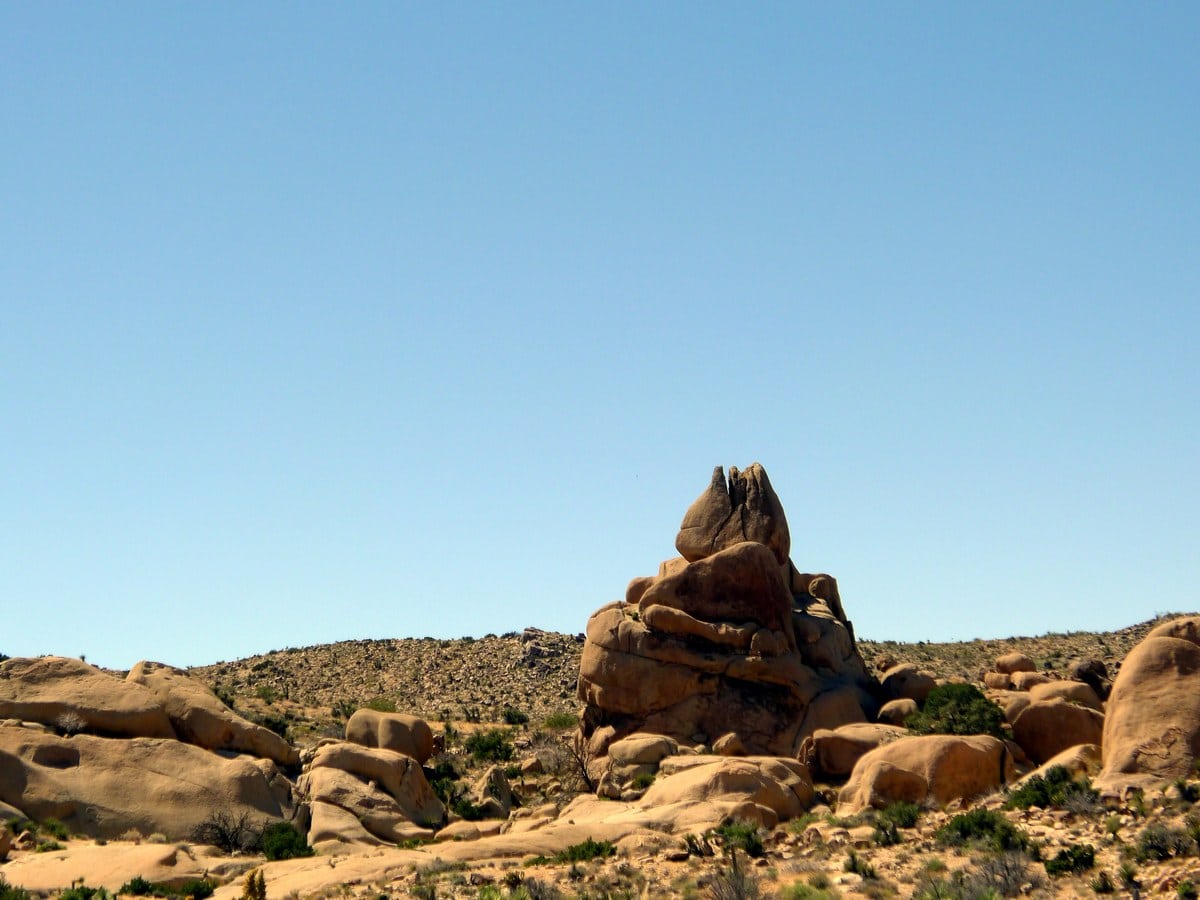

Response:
(464, 728), (515, 762)
(502, 707), (530, 726)
(177, 881), (215, 900)
(0, 875), (32, 900)
(1135, 823), (1193, 861)
(1045, 844), (1095, 876)
(1005, 765), (1099, 810)
(907, 683), (1005, 738)
(364, 696), (397, 713)
(936, 808), (1028, 853)
(40, 817), (70, 840)
(542, 712), (578, 730)
(714, 820), (764, 858)
(554, 837), (616, 862)
(879, 800), (922, 828)
(843, 849), (876, 879)
(261, 821), (314, 861)
(59, 882), (110, 900)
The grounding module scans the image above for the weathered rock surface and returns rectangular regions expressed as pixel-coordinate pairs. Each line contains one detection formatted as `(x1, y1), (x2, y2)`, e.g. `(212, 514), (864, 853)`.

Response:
(578, 464), (878, 765)
(837, 734), (1014, 814)
(800, 723), (906, 778)
(126, 661), (298, 766)
(0, 657), (175, 740)
(345, 709), (435, 764)
(1101, 615), (1200, 785)
(879, 664), (936, 704)
(0, 722), (288, 840)
(675, 463), (790, 566)
(1011, 698), (1104, 765)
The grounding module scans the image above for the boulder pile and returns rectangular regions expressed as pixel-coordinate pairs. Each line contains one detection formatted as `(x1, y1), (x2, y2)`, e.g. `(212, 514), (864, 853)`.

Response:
(577, 463), (879, 771)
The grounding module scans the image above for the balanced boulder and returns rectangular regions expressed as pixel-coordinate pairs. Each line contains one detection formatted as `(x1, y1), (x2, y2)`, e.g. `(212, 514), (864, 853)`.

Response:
(345, 709), (434, 764)
(675, 463), (790, 566)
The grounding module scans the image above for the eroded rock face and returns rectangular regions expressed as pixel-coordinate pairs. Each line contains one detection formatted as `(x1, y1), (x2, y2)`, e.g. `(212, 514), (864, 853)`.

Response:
(0, 722), (289, 840)
(1101, 616), (1200, 785)
(578, 464), (878, 768)
(126, 661), (298, 767)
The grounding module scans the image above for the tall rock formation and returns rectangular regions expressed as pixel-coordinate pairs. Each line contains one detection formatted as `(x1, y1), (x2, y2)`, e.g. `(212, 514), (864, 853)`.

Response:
(578, 464), (878, 766)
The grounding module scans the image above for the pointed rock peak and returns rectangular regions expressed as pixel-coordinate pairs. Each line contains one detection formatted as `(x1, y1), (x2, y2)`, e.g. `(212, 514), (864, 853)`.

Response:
(674, 462), (790, 565)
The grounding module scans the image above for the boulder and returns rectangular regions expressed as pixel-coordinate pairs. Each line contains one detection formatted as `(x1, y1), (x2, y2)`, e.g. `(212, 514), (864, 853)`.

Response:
(1101, 616), (1200, 784)
(306, 799), (385, 852)
(1069, 659), (1111, 700)
(837, 734), (1014, 814)
(468, 765), (514, 819)
(675, 463), (790, 565)
(126, 661), (298, 766)
(298, 767), (437, 845)
(345, 710), (434, 764)
(578, 465), (879, 769)
(1027, 680), (1103, 712)
(879, 665), (936, 704)
(877, 698), (918, 726)
(1010, 671), (1050, 691)
(640, 755), (813, 827)
(0, 657), (174, 740)
(0, 722), (289, 840)
(1013, 744), (1102, 789)
(799, 723), (906, 778)
(1011, 698), (1104, 765)
(305, 741), (444, 828)
(982, 672), (1011, 690)
(995, 653), (1036, 675)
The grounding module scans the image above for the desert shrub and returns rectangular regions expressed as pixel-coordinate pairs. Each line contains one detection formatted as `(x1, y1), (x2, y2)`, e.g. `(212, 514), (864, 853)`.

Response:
(1119, 862), (1141, 889)
(707, 851), (760, 900)
(873, 819), (902, 847)
(632, 771), (655, 790)
(261, 821), (313, 861)
(907, 683), (1005, 738)
(34, 839), (63, 852)
(1135, 823), (1193, 861)
(364, 696), (397, 713)
(502, 707), (529, 726)
(0, 877), (31, 900)
(118, 877), (155, 896)
(59, 882), (110, 900)
(844, 849), (876, 879)
(780, 878), (837, 899)
(1090, 870), (1115, 893)
(1177, 778), (1200, 804)
(879, 800), (922, 828)
(554, 837), (616, 862)
(1180, 881), (1198, 900)
(714, 820), (764, 858)
(330, 698), (357, 719)
(241, 870), (266, 900)
(916, 853), (1034, 900)
(464, 728), (515, 762)
(1044, 844), (1095, 877)
(936, 808), (1027, 853)
(542, 712), (578, 730)
(253, 685), (277, 704)
(190, 810), (263, 854)
(1005, 765), (1099, 810)
(40, 817), (70, 840)
(177, 881), (215, 900)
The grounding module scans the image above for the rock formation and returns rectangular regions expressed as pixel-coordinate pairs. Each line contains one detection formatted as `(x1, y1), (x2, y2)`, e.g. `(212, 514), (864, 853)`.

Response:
(578, 463), (878, 770)
(1101, 615), (1200, 786)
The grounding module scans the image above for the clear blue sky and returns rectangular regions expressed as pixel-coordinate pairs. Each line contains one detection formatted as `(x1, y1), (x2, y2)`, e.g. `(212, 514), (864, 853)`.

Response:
(2, 4), (1196, 670)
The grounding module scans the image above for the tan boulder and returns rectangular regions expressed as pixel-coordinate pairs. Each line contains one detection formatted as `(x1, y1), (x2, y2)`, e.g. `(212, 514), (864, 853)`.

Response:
(800, 723), (906, 778)
(298, 767), (437, 845)
(879, 664), (936, 704)
(1010, 671), (1050, 691)
(126, 661), (298, 766)
(877, 698), (918, 726)
(837, 734), (1014, 814)
(1069, 659), (1111, 700)
(0, 841), (250, 892)
(983, 672), (1011, 690)
(640, 541), (796, 642)
(640, 755), (813, 827)
(675, 463), (790, 565)
(1101, 616), (1200, 783)
(0, 723), (288, 840)
(1028, 680), (1103, 712)
(305, 741), (444, 828)
(345, 709), (434, 764)
(1011, 698), (1104, 765)
(468, 765), (514, 819)
(307, 799), (385, 852)
(0, 657), (174, 740)
(995, 652), (1036, 675)
(608, 734), (680, 766)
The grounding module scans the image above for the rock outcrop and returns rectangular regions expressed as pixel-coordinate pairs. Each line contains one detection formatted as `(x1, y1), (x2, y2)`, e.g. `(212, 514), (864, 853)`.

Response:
(345, 709), (435, 764)
(1101, 615), (1200, 785)
(578, 464), (878, 769)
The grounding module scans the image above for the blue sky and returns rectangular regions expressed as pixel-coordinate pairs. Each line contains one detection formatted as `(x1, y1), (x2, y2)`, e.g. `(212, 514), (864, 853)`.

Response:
(2, 4), (1196, 670)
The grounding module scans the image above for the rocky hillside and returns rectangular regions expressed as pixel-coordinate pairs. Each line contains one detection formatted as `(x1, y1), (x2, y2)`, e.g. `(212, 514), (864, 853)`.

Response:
(187, 616), (1180, 745)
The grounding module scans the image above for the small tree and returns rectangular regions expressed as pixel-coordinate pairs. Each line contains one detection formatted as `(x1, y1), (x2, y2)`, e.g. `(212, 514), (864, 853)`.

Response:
(907, 683), (1005, 738)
